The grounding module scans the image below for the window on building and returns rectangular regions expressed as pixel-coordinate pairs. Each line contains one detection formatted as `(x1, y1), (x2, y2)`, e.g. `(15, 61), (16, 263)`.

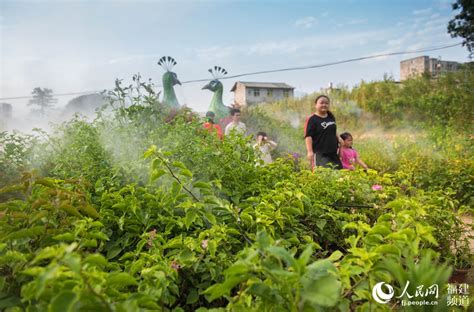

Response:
(253, 89), (260, 97)
(247, 88), (252, 96)
(283, 90), (289, 98)
(267, 89), (273, 97)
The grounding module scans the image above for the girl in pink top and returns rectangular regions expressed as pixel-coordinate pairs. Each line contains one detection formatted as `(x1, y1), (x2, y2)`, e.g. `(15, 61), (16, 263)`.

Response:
(339, 132), (369, 170)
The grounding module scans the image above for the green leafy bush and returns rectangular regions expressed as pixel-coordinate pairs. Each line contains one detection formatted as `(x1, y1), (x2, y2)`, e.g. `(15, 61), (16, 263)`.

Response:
(0, 73), (472, 311)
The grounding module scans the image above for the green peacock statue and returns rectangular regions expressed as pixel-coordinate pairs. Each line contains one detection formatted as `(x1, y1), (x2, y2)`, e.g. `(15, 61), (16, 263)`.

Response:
(202, 66), (230, 122)
(158, 56), (181, 109)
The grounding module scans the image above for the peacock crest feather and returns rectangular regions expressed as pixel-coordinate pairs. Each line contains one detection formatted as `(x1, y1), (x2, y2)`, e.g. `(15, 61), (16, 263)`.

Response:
(208, 66), (228, 80)
(157, 56), (177, 72)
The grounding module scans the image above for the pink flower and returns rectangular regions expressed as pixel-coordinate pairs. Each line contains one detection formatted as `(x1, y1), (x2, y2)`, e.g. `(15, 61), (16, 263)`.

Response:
(147, 229), (157, 247)
(201, 239), (209, 249)
(171, 260), (181, 271)
(371, 184), (383, 191)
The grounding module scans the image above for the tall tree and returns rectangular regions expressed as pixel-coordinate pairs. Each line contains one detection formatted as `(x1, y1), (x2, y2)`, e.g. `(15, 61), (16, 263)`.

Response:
(27, 87), (57, 117)
(448, 0), (474, 55)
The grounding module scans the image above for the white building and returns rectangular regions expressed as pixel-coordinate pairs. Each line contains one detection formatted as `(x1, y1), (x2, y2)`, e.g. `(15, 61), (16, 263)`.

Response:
(231, 81), (294, 106)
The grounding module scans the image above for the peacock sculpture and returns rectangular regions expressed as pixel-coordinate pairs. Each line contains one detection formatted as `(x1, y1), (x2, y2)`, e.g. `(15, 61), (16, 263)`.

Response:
(202, 66), (230, 122)
(157, 56), (181, 109)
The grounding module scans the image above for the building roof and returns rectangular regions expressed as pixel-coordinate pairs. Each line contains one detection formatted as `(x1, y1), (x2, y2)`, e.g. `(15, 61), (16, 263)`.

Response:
(400, 56), (429, 63)
(401, 56), (461, 64)
(230, 81), (294, 92)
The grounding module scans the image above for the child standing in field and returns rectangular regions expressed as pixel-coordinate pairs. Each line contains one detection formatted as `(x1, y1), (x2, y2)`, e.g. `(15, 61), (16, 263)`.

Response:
(253, 132), (278, 164)
(203, 111), (223, 140)
(339, 132), (368, 170)
(304, 95), (343, 169)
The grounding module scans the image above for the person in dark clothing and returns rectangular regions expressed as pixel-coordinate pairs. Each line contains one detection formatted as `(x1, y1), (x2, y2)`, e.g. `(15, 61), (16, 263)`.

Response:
(304, 95), (343, 170)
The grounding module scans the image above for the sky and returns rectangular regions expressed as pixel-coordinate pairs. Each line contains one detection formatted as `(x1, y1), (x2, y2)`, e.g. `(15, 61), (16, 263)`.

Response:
(0, 0), (471, 119)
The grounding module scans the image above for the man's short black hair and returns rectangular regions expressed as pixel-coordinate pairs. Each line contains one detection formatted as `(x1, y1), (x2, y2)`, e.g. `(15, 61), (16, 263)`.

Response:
(257, 131), (267, 137)
(230, 108), (241, 116)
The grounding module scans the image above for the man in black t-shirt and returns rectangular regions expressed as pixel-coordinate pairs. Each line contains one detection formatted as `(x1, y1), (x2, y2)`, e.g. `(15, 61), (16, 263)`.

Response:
(304, 95), (343, 170)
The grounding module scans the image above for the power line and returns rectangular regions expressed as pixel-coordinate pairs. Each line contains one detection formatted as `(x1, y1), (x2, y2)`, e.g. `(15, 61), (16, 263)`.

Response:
(0, 42), (463, 101)
(181, 42), (463, 83)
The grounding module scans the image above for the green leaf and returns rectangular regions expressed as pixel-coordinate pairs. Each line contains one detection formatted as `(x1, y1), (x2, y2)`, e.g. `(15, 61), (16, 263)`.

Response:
(33, 246), (62, 264)
(90, 221), (105, 228)
(178, 248), (196, 264)
(203, 275), (247, 302)
(89, 231), (109, 241)
(304, 259), (336, 280)
(327, 250), (343, 262)
(374, 244), (401, 257)
(267, 246), (296, 268)
(301, 275), (341, 307)
(62, 253), (81, 273)
(369, 224), (391, 236)
(130, 259), (145, 275)
(53, 233), (76, 242)
(150, 169), (166, 182)
(164, 236), (182, 249)
(246, 282), (282, 303)
(256, 231), (271, 249)
(296, 245), (313, 271)
(316, 219), (327, 230)
(203, 211), (217, 225)
(184, 209), (198, 230)
(107, 272), (138, 289)
(21, 267), (45, 277)
(35, 265), (60, 299)
(107, 246), (122, 259)
(266, 268), (298, 280)
(204, 196), (220, 205)
(224, 263), (249, 277)
(30, 210), (49, 222)
(172, 161), (187, 170)
(171, 181), (182, 197)
(6, 225), (45, 240)
(48, 290), (78, 312)
(84, 254), (108, 268)
(180, 169), (193, 178)
(193, 181), (211, 190)
(208, 239), (217, 257)
(0, 251), (28, 265)
(151, 158), (160, 170)
(79, 204), (100, 219)
(186, 289), (199, 304)
(81, 239), (98, 248)
(59, 203), (82, 218)
(143, 145), (157, 159)
(0, 296), (22, 309)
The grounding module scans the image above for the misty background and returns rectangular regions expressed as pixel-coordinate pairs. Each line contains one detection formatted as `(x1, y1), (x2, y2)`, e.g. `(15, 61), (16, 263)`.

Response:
(0, 0), (470, 132)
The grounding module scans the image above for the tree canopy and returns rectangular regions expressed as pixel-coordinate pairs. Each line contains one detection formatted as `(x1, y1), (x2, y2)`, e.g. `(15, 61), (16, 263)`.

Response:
(27, 87), (57, 116)
(448, 0), (474, 54)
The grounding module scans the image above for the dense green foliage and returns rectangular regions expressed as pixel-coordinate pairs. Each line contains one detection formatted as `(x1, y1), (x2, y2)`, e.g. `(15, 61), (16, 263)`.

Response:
(0, 72), (472, 311)
(448, 0), (474, 53)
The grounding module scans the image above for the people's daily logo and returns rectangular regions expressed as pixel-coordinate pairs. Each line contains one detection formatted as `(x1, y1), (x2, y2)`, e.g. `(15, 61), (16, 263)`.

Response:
(372, 282), (395, 304)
